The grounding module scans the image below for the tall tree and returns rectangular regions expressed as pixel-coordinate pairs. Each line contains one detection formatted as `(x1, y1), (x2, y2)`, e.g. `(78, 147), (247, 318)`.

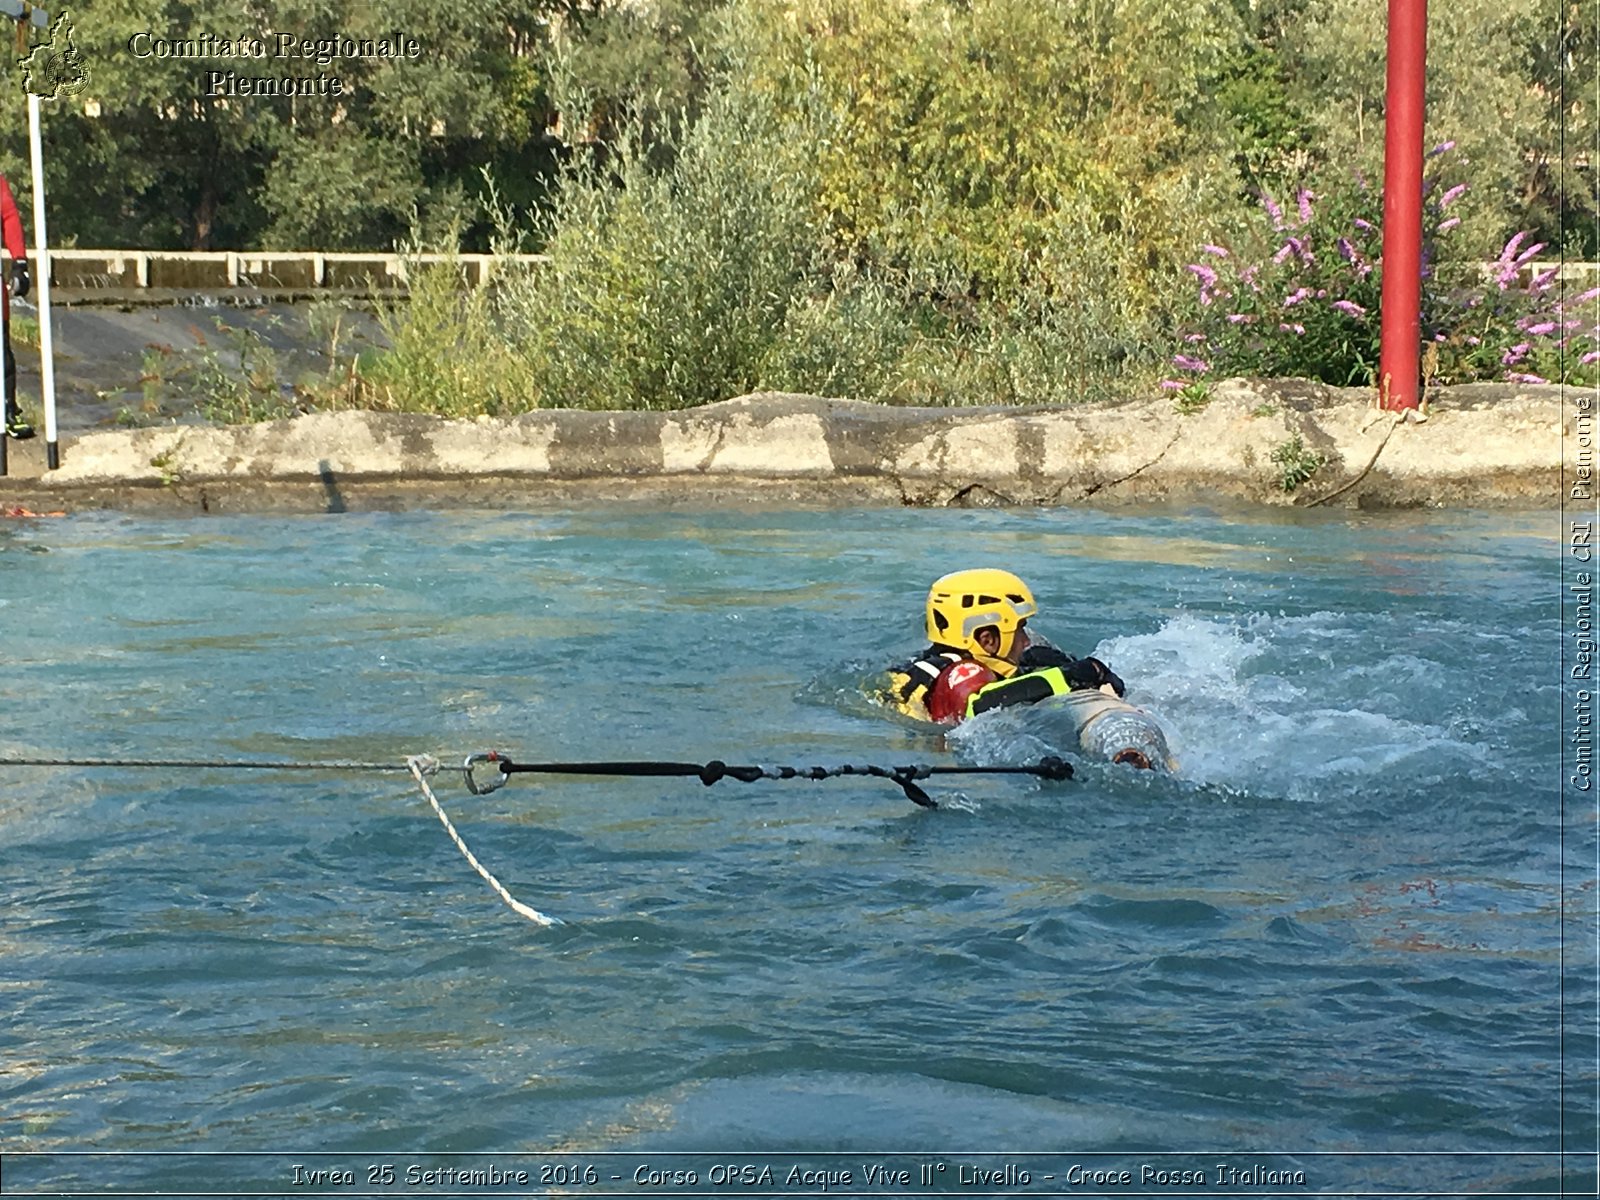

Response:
(732, 0), (1246, 303)
(1275, 0), (1566, 253)
(0, 0), (572, 249)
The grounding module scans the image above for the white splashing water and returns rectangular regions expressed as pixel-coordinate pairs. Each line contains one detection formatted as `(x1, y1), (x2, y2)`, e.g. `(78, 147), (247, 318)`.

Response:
(953, 610), (1496, 803)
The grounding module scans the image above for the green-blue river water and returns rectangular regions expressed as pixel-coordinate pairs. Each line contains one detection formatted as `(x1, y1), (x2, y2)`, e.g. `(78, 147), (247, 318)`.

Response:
(0, 505), (1591, 1197)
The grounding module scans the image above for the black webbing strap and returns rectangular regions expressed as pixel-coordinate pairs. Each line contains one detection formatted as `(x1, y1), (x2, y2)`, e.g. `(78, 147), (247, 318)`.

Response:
(476, 753), (1075, 810)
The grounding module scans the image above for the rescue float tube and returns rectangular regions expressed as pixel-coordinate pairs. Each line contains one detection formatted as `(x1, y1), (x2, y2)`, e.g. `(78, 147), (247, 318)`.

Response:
(1024, 690), (1177, 772)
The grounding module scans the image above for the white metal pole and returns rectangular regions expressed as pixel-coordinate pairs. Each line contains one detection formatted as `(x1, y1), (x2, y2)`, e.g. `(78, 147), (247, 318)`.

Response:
(27, 90), (56, 468)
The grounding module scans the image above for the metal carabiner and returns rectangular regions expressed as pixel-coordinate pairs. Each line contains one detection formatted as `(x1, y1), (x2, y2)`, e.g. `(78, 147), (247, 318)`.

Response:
(462, 751), (509, 795)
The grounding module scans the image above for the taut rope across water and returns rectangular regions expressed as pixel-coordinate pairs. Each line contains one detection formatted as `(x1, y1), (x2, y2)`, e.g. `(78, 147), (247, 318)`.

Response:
(1, 749), (1076, 926)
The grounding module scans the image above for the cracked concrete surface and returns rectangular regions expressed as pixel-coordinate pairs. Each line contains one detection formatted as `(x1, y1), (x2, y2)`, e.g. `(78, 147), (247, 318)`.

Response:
(0, 379), (1570, 513)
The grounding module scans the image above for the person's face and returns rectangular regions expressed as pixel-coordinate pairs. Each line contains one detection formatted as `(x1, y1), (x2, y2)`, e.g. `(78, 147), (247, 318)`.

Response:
(975, 621), (1030, 663)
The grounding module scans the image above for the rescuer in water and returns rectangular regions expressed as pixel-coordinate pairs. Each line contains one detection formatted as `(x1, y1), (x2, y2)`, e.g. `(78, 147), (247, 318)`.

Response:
(0, 174), (32, 440)
(884, 568), (1126, 725)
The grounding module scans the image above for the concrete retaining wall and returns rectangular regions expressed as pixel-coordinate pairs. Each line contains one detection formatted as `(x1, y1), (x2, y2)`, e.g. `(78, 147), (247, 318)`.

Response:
(0, 380), (1573, 513)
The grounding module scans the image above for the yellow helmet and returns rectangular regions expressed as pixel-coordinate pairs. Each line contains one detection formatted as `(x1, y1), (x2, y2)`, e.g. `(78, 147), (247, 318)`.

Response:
(925, 569), (1037, 667)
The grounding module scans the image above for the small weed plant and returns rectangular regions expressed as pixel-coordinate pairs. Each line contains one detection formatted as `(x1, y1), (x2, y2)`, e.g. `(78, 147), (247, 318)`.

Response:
(149, 440), (186, 487)
(1270, 433), (1326, 492)
(193, 319), (297, 424)
(1172, 380), (1212, 414)
(140, 344), (175, 414)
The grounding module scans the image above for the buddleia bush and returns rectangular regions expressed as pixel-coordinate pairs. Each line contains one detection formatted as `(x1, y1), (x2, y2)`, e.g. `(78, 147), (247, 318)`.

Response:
(1168, 179), (1385, 389)
(1169, 145), (1599, 393)
(1431, 231), (1599, 388)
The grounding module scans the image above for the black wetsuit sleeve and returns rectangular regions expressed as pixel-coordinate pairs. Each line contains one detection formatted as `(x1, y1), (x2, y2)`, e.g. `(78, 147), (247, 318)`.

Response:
(1018, 645), (1077, 671)
(1062, 657), (1126, 698)
(893, 648), (949, 701)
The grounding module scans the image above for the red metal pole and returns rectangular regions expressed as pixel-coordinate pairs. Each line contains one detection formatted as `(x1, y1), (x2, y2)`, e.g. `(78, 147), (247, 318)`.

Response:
(1378, 0), (1427, 410)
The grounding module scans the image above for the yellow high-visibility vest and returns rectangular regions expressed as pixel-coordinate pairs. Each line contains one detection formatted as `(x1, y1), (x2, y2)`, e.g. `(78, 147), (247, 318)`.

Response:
(964, 666), (1072, 719)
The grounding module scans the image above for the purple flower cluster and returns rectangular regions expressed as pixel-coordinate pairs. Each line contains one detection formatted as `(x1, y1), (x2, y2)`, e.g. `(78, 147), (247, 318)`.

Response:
(1476, 257), (1600, 385)
(1493, 232), (1547, 289)
(1164, 185), (1383, 388)
(1167, 147), (1599, 390)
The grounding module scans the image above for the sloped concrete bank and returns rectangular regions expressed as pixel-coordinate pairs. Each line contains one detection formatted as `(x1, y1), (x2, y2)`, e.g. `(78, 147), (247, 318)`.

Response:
(0, 379), (1571, 513)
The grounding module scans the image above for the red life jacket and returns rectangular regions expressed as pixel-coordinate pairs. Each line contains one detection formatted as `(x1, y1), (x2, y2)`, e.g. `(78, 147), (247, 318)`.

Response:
(927, 659), (998, 724)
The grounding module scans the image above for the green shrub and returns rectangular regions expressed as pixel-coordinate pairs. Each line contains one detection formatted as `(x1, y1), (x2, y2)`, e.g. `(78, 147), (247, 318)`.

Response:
(326, 0), (1233, 416)
(1173, 380), (1212, 414)
(493, 83), (832, 411)
(356, 251), (537, 417)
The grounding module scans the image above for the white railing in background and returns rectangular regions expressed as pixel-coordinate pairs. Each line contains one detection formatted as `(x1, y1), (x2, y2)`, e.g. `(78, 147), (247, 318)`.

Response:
(0, 250), (1587, 294)
(0, 249), (550, 291)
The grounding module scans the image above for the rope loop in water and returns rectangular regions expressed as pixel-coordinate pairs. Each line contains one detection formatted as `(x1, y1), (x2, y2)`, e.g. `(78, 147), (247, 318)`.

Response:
(406, 755), (559, 928)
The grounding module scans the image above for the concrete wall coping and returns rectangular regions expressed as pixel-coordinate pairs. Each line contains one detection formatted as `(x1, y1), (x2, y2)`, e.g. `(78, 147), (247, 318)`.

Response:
(0, 379), (1577, 514)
